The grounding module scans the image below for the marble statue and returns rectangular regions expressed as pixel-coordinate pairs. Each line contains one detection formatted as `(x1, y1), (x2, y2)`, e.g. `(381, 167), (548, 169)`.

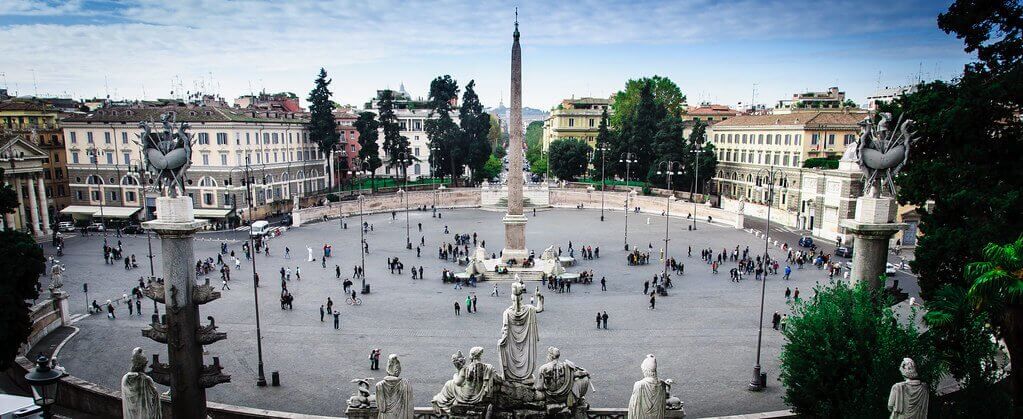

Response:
(534, 346), (591, 415)
(540, 245), (557, 261)
(137, 113), (193, 197)
(121, 347), (162, 419)
(663, 379), (684, 413)
(348, 378), (377, 409)
(628, 354), (666, 419)
(48, 262), (65, 291)
(432, 347), (497, 414)
(856, 113), (916, 198)
(467, 245), (487, 276)
(887, 358), (928, 419)
(376, 354), (413, 419)
(307, 246), (314, 262)
(499, 278), (544, 382)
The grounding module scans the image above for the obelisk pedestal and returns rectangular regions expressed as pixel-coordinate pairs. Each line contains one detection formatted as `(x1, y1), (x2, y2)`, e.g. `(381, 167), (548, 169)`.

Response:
(502, 16), (529, 264)
(840, 197), (904, 290)
(143, 196), (212, 419)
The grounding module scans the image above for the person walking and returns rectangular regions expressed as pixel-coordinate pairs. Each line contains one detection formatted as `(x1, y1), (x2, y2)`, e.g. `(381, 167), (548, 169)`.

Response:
(465, 295), (473, 314)
(336, 265), (341, 279)
(369, 349), (381, 370)
(333, 311), (340, 329)
(472, 294), (478, 313)
(221, 278), (230, 290)
(780, 314), (788, 332)
(295, 267), (301, 280)
(491, 283), (499, 297)
(600, 277), (607, 292)
(772, 311), (781, 330)
(602, 311), (609, 329)
(285, 247), (291, 259)
(793, 287), (800, 301)
(784, 287), (791, 302)
(320, 305), (325, 322)
(327, 297), (334, 314)
(649, 292), (656, 310)
(643, 280), (650, 295)
(784, 265), (791, 280)
(454, 301), (461, 316)
(134, 298), (141, 316)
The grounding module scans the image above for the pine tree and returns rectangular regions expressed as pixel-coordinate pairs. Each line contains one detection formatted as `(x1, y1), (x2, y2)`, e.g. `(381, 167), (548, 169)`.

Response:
(425, 76), (461, 185)
(306, 68), (340, 153)
(377, 90), (412, 183)
(354, 112), (382, 192)
(460, 80), (492, 184)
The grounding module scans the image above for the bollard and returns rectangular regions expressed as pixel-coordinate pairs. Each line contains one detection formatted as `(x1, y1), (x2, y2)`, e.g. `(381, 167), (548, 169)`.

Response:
(362, 284), (371, 294)
(271, 371), (281, 386)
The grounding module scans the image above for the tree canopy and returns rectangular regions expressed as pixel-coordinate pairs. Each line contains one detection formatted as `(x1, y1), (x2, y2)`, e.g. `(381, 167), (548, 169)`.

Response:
(377, 90), (412, 182)
(548, 138), (591, 181)
(610, 76), (686, 128)
(306, 68), (340, 153)
(354, 111), (382, 191)
(425, 76), (463, 185)
(459, 81), (492, 183)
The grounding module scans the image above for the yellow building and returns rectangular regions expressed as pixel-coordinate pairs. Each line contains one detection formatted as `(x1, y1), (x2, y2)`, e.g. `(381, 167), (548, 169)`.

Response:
(541, 97), (611, 152)
(707, 110), (866, 214)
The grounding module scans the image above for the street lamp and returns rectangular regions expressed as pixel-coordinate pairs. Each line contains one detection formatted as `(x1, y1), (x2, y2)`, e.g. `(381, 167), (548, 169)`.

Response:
(24, 355), (63, 418)
(397, 151), (412, 250)
(749, 165), (787, 392)
(85, 146), (107, 239)
(129, 159), (158, 315)
(230, 162), (269, 387)
(620, 152), (637, 250)
(595, 144), (609, 222)
(690, 135), (705, 230)
(358, 193), (368, 293)
(656, 160), (684, 282)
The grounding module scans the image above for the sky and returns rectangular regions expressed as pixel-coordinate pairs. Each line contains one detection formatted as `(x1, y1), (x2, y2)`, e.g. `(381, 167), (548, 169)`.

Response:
(0, 0), (975, 111)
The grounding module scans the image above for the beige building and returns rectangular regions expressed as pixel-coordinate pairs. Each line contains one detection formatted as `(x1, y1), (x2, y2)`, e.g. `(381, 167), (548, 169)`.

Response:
(708, 111), (866, 222)
(363, 86), (459, 179)
(541, 97), (612, 152)
(0, 133), (54, 236)
(773, 86), (853, 114)
(60, 105), (327, 226)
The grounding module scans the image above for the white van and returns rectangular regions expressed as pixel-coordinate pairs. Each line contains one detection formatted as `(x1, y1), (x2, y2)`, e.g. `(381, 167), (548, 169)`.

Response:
(250, 220), (270, 237)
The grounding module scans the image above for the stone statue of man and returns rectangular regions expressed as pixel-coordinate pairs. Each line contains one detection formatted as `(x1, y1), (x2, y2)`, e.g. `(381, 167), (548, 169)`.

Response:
(499, 278), (544, 382)
(376, 354), (413, 419)
(887, 357), (928, 419)
(121, 347), (161, 419)
(628, 354), (666, 419)
(534, 346), (590, 415)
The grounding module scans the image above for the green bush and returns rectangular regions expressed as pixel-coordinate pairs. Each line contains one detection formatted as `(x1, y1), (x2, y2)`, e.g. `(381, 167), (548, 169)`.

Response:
(641, 184), (652, 195)
(326, 193), (340, 202)
(803, 157), (840, 169)
(780, 281), (936, 417)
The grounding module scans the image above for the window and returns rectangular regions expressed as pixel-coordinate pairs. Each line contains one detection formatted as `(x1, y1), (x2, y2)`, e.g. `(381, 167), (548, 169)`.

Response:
(221, 154), (228, 165)
(123, 153), (130, 165)
(87, 132), (94, 143)
(714, 134), (719, 142)
(91, 190), (100, 201)
(414, 120), (422, 131)
(197, 133), (210, 145)
(203, 193), (214, 206)
(72, 153), (79, 164)
(765, 134), (772, 144)
(121, 132), (128, 144)
(216, 133), (228, 145)
(246, 132), (251, 144)
(589, 118), (595, 127)
(104, 132), (111, 143)
(758, 134), (764, 144)
(53, 153), (59, 163)
(795, 134), (801, 145)
(105, 152), (113, 164)
(263, 133), (269, 144)
(70, 132), (77, 143)
(742, 134), (747, 144)
(773, 154), (780, 165)
(256, 153), (262, 163)
(126, 191), (136, 202)
(414, 163), (421, 175)
(351, 144), (356, 152)
(202, 154), (209, 165)
(783, 154), (790, 166)
(76, 190), (83, 200)
(844, 134), (853, 145)
(828, 134), (835, 146)
(109, 191), (118, 201)
(414, 147), (420, 157)
(794, 153), (801, 166)
(811, 134), (819, 145)
(784, 134), (791, 145)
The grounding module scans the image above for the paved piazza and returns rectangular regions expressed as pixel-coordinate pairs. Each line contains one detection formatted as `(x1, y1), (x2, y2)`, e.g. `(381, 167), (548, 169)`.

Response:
(52, 207), (853, 417)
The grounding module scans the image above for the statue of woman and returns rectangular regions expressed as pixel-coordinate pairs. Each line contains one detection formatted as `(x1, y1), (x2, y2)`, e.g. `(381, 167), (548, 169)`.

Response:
(887, 358), (928, 419)
(121, 347), (161, 419)
(376, 354), (413, 419)
(499, 278), (544, 382)
(432, 347), (497, 413)
(628, 354), (666, 419)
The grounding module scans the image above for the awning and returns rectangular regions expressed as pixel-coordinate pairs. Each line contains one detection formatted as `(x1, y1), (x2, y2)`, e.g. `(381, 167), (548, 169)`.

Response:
(58, 205), (140, 218)
(193, 208), (233, 219)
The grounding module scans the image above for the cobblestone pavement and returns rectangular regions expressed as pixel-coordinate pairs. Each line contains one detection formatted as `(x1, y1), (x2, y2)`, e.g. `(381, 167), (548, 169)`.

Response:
(51, 207), (867, 417)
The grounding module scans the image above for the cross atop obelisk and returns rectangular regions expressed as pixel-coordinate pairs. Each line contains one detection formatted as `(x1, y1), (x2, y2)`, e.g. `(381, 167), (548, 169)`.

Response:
(502, 8), (528, 263)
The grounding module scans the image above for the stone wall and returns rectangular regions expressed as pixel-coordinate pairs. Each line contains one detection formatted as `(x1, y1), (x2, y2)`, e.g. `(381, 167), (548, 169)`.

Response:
(550, 189), (741, 228)
(21, 293), (68, 357)
(293, 188), (482, 226)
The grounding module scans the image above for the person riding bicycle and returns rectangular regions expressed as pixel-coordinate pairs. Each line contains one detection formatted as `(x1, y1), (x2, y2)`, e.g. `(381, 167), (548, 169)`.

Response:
(351, 289), (357, 303)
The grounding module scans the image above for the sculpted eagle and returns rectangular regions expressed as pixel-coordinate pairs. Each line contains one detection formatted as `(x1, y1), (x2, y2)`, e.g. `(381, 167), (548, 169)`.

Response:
(137, 113), (193, 197)
(855, 112), (915, 198)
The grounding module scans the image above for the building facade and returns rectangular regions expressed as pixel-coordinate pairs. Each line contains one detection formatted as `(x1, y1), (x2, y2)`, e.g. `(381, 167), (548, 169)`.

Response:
(0, 101), (72, 218)
(866, 85), (918, 111)
(60, 106), (328, 225)
(541, 97), (612, 152)
(364, 87), (458, 180)
(332, 109), (361, 185)
(683, 104), (737, 124)
(708, 111), (866, 223)
(0, 134), (54, 236)
(773, 87), (852, 114)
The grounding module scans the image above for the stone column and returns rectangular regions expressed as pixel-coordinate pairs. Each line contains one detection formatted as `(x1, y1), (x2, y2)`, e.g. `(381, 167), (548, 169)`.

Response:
(37, 175), (52, 234)
(502, 18), (529, 263)
(840, 197), (904, 290)
(26, 176), (42, 235)
(144, 196), (211, 419)
(14, 176), (26, 232)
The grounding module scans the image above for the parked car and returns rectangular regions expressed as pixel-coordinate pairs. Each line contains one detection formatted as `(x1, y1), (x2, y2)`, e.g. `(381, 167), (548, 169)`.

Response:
(86, 222), (106, 232)
(886, 263), (899, 275)
(120, 225), (145, 235)
(798, 236), (814, 248)
(249, 220), (271, 237)
(835, 246), (853, 258)
(57, 221), (76, 232)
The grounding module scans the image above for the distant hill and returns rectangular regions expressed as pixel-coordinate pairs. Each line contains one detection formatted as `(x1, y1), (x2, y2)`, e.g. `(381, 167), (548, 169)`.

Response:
(487, 102), (548, 133)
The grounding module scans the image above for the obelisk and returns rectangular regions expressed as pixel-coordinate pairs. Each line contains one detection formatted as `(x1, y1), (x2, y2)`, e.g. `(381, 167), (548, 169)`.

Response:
(502, 10), (529, 264)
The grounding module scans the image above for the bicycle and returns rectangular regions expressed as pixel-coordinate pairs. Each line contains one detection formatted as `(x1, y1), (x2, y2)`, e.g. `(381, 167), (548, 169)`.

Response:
(346, 297), (363, 306)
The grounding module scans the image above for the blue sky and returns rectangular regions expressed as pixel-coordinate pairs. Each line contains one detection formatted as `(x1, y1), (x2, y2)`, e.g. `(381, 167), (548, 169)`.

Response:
(0, 0), (974, 110)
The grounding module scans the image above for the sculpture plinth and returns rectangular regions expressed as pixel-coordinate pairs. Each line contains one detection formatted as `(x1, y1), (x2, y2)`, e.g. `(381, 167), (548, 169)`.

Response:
(841, 196), (904, 290)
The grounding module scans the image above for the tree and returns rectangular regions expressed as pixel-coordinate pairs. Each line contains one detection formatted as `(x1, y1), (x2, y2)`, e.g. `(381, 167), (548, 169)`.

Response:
(524, 120), (544, 168)
(492, 143), (506, 159)
(459, 81), (492, 184)
(425, 76), (462, 185)
(530, 155), (548, 177)
(377, 90), (412, 183)
(924, 285), (1011, 416)
(480, 155), (502, 181)
(780, 281), (936, 417)
(966, 235), (1023, 413)
(608, 80), (663, 182)
(306, 68), (340, 154)
(354, 112), (382, 192)
(647, 115), (688, 188)
(610, 76), (686, 128)
(590, 109), (612, 185)
(548, 138), (591, 181)
(487, 114), (502, 148)
(0, 166), (45, 370)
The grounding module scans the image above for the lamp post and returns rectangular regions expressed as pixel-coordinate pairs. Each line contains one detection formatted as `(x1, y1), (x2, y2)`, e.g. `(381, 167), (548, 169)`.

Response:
(86, 146), (107, 239)
(595, 144), (609, 222)
(620, 152), (636, 250)
(749, 165), (787, 392)
(358, 193), (368, 293)
(656, 160), (683, 282)
(24, 355), (63, 418)
(230, 162), (268, 387)
(397, 151), (411, 250)
(690, 135), (705, 230)
(129, 159), (158, 315)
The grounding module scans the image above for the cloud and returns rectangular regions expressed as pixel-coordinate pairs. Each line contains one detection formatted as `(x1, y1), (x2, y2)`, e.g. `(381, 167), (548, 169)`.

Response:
(0, 0), (969, 108)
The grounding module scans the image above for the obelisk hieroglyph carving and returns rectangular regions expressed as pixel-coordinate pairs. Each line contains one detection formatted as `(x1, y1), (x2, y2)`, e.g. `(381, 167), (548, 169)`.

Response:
(503, 9), (529, 263)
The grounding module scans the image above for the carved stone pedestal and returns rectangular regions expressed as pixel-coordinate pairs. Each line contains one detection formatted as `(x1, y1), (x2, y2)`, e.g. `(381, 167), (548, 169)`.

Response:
(841, 197), (904, 290)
